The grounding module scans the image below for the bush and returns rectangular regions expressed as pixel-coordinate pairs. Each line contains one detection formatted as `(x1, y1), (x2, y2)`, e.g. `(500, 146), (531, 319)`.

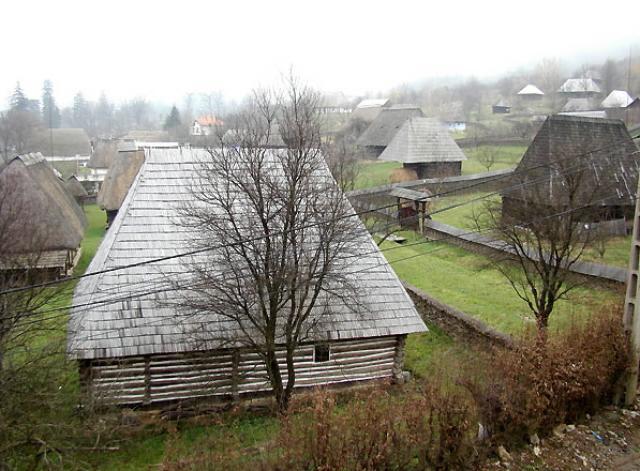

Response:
(463, 308), (629, 444)
(267, 385), (479, 470)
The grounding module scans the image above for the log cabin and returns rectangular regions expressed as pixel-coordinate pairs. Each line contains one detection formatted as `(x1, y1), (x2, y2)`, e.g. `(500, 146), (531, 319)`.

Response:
(67, 148), (427, 406)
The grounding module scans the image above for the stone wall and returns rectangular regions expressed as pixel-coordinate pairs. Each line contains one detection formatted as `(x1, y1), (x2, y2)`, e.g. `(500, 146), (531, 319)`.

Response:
(403, 282), (514, 350)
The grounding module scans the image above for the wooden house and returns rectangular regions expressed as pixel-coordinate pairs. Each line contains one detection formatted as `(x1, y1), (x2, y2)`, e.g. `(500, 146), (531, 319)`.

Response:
(517, 84), (544, 101)
(378, 117), (466, 179)
(356, 105), (424, 157)
(97, 146), (145, 227)
(558, 78), (601, 98)
(88, 138), (119, 170)
(502, 115), (640, 225)
(191, 116), (224, 136)
(352, 98), (390, 122)
(65, 175), (89, 205)
(0, 153), (87, 280)
(67, 148), (427, 406)
(492, 99), (511, 114)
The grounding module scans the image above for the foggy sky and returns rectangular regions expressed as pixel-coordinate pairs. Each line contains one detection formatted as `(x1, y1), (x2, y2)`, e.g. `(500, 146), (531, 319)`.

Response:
(2, 0), (639, 107)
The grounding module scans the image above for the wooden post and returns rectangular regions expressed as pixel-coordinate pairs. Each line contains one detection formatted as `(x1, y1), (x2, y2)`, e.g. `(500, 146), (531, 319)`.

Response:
(231, 350), (240, 401)
(143, 356), (151, 405)
(624, 178), (640, 405)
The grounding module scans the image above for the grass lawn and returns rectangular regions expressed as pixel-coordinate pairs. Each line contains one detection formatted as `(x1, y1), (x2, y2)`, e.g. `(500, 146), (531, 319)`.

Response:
(461, 145), (526, 175)
(381, 231), (622, 336)
(355, 160), (402, 189)
(581, 235), (632, 268)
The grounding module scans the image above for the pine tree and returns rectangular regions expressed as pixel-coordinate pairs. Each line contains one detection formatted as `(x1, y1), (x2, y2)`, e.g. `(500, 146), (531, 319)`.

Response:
(163, 105), (181, 130)
(10, 82), (29, 111)
(72, 92), (91, 130)
(42, 80), (61, 128)
(95, 92), (114, 135)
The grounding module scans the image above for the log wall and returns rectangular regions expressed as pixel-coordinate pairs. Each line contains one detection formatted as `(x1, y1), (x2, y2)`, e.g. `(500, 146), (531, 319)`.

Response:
(82, 336), (403, 406)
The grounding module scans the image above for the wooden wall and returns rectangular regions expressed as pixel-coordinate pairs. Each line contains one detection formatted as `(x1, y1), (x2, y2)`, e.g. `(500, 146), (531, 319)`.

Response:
(81, 335), (404, 406)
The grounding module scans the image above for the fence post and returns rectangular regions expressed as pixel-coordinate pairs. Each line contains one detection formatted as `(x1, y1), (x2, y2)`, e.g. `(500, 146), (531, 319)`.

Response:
(624, 179), (640, 405)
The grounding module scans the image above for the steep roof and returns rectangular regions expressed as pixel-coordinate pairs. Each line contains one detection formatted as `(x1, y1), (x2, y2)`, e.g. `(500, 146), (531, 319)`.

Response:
(88, 139), (119, 169)
(65, 175), (88, 198)
(509, 115), (640, 207)
(195, 115), (223, 126)
(517, 84), (544, 96)
(601, 90), (634, 108)
(378, 117), (467, 164)
(558, 78), (601, 94)
(97, 150), (145, 211)
(67, 148), (426, 360)
(494, 99), (510, 108)
(29, 128), (91, 157)
(0, 153), (87, 252)
(562, 97), (598, 112)
(356, 105), (424, 148)
(356, 98), (390, 109)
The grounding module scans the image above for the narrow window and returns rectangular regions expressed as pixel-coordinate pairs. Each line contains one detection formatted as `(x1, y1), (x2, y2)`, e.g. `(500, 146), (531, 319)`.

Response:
(314, 344), (330, 363)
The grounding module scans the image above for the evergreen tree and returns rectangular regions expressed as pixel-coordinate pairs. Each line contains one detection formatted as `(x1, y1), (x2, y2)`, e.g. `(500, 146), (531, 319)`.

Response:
(95, 92), (114, 135)
(163, 105), (181, 130)
(10, 82), (29, 111)
(41, 80), (61, 128)
(72, 92), (91, 130)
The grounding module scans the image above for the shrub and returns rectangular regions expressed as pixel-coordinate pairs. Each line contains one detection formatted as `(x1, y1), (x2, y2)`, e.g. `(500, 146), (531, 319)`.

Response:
(463, 308), (629, 444)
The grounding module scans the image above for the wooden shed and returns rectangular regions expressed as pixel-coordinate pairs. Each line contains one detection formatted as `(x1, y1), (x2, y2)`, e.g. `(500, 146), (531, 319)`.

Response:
(356, 105), (424, 157)
(67, 148), (427, 406)
(558, 78), (601, 98)
(502, 115), (640, 225)
(0, 153), (87, 280)
(378, 117), (467, 179)
(65, 175), (89, 205)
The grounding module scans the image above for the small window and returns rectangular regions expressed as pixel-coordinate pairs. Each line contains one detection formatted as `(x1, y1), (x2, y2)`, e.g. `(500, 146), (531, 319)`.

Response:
(314, 344), (330, 363)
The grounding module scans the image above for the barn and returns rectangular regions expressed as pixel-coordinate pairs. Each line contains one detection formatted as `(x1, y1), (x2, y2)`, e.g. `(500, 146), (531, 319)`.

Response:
(502, 115), (640, 226)
(0, 153), (87, 280)
(378, 117), (467, 179)
(67, 148), (427, 406)
(558, 78), (601, 98)
(356, 105), (424, 157)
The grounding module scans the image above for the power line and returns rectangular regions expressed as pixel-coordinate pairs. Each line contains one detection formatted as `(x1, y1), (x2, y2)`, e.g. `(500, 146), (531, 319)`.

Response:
(2, 141), (636, 297)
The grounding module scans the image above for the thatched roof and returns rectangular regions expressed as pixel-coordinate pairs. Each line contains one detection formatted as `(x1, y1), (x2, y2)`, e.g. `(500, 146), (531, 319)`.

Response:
(88, 139), (119, 169)
(0, 153), (87, 252)
(65, 175), (88, 198)
(517, 84), (544, 96)
(601, 90), (634, 109)
(352, 98), (391, 122)
(507, 115), (640, 207)
(124, 130), (170, 142)
(68, 148), (426, 360)
(356, 105), (424, 148)
(558, 78), (601, 94)
(379, 118), (467, 164)
(97, 150), (145, 211)
(29, 128), (91, 156)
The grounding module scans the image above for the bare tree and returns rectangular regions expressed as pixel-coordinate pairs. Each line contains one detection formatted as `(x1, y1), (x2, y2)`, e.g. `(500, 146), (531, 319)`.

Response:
(476, 146), (499, 172)
(476, 151), (612, 342)
(176, 78), (362, 413)
(0, 109), (41, 161)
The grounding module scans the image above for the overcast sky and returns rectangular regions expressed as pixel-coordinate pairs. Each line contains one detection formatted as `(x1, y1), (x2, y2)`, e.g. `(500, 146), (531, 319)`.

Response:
(2, 0), (639, 107)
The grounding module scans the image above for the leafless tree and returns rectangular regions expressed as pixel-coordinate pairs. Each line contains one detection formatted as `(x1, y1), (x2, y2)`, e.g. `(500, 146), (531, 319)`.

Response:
(476, 146), (499, 172)
(0, 109), (41, 161)
(475, 152), (611, 342)
(176, 78), (362, 413)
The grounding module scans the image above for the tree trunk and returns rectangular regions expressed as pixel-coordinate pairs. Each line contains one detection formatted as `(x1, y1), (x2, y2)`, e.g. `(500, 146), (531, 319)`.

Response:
(536, 314), (549, 346)
(266, 350), (286, 414)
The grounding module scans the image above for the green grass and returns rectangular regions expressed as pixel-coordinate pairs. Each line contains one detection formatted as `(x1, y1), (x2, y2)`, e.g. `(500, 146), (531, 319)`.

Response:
(461, 145), (526, 175)
(382, 231), (621, 336)
(355, 160), (402, 189)
(581, 235), (632, 268)
(76, 204), (106, 275)
(430, 191), (497, 229)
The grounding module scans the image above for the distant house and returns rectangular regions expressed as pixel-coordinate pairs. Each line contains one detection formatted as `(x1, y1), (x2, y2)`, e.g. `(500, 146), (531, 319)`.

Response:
(502, 115), (639, 224)
(378, 117), (467, 179)
(561, 97), (598, 113)
(492, 99), (511, 114)
(65, 175), (89, 205)
(0, 153), (87, 280)
(124, 130), (171, 142)
(97, 146), (145, 227)
(88, 138), (119, 170)
(318, 92), (353, 114)
(67, 147), (427, 406)
(517, 84), (544, 100)
(558, 78), (601, 98)
(601, 90), (638, 124)
(356, 105), (424, 157)
(352, 98), (390, 122)
(29, 128), (92, 158)
(191, 116), (224, 136)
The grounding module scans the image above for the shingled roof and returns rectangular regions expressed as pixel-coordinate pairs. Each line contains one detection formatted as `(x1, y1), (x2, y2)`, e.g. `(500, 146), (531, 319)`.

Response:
(508, 115), (640, 207)
(356, 105), (424, 148)
(97, 149), (145, 211)
(558, 78), (601, 94)
(68, 148), (426, 360)
(379, 118), (467, 164)
(0, 153), (86, 253)
(601, 90), (634, 108)
(517, 84), (544, 96)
